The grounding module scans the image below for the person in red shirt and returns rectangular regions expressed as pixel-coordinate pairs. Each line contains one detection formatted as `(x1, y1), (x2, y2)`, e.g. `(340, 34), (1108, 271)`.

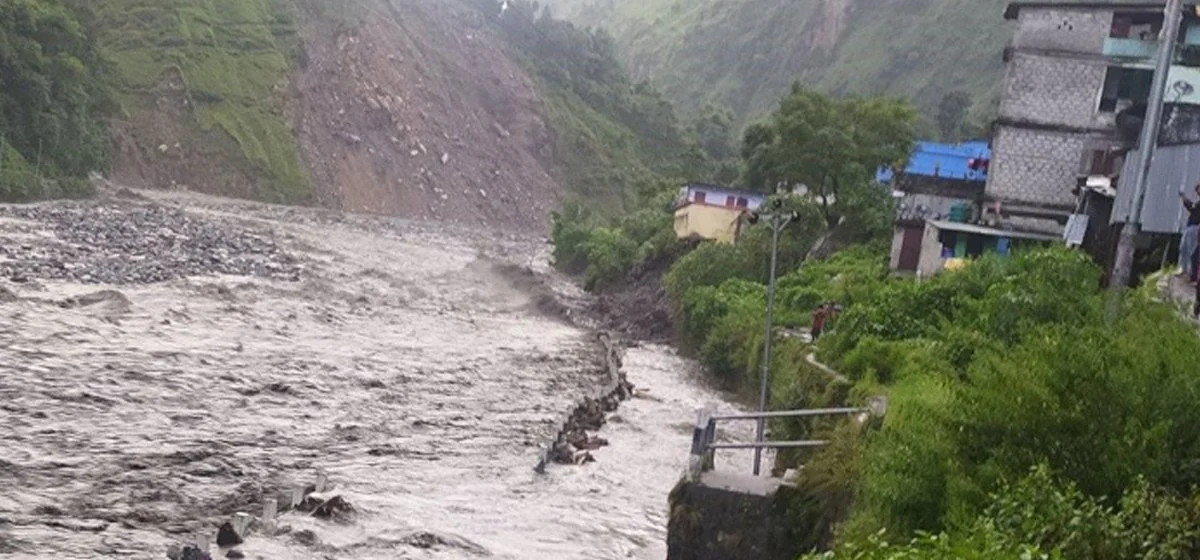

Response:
(811, 303), (829, 342)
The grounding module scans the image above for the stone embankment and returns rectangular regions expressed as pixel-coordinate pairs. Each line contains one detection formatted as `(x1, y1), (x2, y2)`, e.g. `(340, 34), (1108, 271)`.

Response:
(536, 332), (634, 471)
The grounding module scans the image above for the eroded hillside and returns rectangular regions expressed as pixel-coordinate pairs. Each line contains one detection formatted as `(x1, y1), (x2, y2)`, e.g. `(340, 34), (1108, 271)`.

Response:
(290, 0), (561, 228)
(98, 0), (563, 231)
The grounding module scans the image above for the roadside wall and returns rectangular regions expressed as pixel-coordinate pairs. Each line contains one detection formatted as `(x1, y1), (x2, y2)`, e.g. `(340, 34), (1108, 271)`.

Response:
(666, 477), (802, 560)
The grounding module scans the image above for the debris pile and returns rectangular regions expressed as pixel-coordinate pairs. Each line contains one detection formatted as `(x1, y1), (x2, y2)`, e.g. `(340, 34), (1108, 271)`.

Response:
(0, 201), (301, 285)
(162, 473), (349, 559)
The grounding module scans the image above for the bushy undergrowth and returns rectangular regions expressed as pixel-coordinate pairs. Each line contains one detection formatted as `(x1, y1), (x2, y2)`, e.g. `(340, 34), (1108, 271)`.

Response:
(631, 236), (1200, 556)
(549, 182), (682, 290)
(782, 248), (1200, 558)
(808, 465), (1200, 559)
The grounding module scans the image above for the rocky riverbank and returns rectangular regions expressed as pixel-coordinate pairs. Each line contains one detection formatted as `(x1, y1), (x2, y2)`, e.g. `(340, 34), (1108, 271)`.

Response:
(0, 196), (301, 285)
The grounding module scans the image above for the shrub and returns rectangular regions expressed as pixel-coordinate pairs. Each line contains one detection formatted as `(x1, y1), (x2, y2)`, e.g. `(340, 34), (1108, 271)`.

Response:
(579, 226), (638, 290)
(813, 465), (1200, 559)
(811, 246), (1200, 551)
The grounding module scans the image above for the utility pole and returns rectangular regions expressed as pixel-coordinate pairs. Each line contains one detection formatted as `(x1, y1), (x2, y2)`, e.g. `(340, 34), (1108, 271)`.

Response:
(751, 203), (796, 476)
(1108, 0), (1183, 322)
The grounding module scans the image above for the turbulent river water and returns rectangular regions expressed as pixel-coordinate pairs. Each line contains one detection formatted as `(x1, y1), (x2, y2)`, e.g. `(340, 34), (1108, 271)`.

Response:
(0, 191), (757, 560)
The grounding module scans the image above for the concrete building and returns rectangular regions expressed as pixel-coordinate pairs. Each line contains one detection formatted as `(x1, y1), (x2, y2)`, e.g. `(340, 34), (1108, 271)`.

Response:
(992, 1), (1200, 236)
(673, 183), (765, 244)
(881, 141), (992, 272)
(894, 219), (1059, 277)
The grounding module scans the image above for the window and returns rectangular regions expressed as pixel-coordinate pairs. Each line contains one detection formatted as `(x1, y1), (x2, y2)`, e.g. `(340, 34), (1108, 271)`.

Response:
(694, 191), (706, 204)
(726, 195), (737, 207)
(736, 197), (749, 208)
(1110, 12), (1163, 39)
(1099, 67), (1153, 112)
(1085, 149), (1126, 176)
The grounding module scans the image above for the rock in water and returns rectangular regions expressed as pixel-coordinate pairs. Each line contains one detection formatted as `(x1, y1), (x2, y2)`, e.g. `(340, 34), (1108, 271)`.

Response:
(167, 545), (213, 560)
(225, 550), (245, 559)
(216, 521), (244, 547)
(311, 495), (355, 521)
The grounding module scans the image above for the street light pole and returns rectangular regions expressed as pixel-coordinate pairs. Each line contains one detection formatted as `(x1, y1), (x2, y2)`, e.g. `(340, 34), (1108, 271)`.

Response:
(1108, 0), (1183, 322)
(753, 211), (793, 476)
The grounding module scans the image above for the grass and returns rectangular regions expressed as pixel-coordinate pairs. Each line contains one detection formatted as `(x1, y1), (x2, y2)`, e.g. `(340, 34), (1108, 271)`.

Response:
(91, 0), (311, 203)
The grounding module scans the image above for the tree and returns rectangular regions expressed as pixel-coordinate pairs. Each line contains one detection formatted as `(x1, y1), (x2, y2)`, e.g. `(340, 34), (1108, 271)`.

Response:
(741, 84), (916, 231)
(0, 0), (111, 200)
(936, 90), (972, 142)
(691, 103), (736, 161)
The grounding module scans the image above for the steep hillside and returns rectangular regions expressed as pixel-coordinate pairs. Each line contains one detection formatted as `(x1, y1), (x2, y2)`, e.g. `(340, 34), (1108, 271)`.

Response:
(289, 0), (564, 226)
(465, 0), (697, 212)
(4, 0), (713, 227)
(97, 0), (310, 204)
(542, 0), (1013, 132)
(93, 0), (569, 230)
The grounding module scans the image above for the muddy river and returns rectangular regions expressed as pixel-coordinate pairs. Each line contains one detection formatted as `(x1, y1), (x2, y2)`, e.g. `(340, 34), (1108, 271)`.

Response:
(0, 191), (757, 559)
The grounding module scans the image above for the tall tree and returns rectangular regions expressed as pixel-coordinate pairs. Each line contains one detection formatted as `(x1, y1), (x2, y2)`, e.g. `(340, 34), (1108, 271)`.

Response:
(741, 84), (916, 231)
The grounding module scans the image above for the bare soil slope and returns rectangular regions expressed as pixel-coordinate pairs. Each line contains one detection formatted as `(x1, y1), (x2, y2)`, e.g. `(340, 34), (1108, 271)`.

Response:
(291, 0), (561, 229)
(105, 0), (562, 233)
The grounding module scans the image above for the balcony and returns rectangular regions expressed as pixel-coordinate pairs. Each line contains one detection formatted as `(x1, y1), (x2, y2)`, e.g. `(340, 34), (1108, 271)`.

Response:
(1104, 37), (1159, 61)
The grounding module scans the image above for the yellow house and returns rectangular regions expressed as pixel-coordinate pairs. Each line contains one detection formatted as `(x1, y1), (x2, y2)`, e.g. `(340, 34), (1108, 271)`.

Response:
(672, 184), (765, 244)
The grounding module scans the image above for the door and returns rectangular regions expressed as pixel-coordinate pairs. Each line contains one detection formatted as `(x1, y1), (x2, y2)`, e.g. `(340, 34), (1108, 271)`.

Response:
(898, 226), (923, 271)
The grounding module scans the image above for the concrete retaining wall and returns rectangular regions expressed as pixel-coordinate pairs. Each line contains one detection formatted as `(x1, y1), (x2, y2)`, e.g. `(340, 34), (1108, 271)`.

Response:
(666, 473), (804, 560)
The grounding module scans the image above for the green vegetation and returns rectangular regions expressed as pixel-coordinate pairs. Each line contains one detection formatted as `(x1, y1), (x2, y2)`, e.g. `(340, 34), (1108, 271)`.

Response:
(810, 465), (1200, 559)
(468, 0), (732, 212)
(551, 86), (911, 398)
(741, 86), (914, 233)
(548, 84), (908, 295)
(0, 0), (113, 200)
(541, 0), (1010, 135)
(662, 237), (1200, 556)
(777, 248), (1200, 557)
(550, 179), (683, 290)
(92, 0), (310, 202)
(548, 64), (1200, 555)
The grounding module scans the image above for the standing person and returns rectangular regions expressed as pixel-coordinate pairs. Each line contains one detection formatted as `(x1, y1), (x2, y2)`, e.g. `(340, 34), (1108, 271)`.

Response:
(1178, 183), (1200, 281)
(810, 304), (828, 342)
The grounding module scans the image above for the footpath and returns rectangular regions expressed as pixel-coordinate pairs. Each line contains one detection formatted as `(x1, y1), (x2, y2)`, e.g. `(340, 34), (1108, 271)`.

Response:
(1157, 272), (1199, 319)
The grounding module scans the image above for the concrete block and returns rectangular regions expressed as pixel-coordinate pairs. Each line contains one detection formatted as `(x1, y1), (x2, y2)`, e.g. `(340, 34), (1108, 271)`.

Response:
(666, 473), (805, 560)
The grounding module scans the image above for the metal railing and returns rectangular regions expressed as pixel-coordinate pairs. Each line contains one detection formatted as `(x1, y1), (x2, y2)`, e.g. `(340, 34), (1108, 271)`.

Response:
(687, 398), (887, 479)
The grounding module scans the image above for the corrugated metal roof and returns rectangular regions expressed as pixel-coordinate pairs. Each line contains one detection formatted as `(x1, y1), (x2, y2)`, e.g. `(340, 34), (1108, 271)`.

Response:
(928, 220), (1062, 241)
(1112, 143), (1200, 233)
(876, 141), (990, 184)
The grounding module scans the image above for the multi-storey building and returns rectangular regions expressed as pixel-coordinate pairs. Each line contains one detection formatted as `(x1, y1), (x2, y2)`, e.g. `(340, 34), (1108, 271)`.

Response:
(992, 1), (1200, 237)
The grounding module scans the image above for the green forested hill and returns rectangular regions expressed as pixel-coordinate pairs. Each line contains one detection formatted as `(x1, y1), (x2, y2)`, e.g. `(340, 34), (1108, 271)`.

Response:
(0, 0), (111, 200)
(542, 0), (1013, 134)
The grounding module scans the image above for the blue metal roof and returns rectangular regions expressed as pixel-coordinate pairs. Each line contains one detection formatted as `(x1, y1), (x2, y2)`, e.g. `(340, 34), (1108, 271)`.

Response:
(877, 140), (992, 184)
